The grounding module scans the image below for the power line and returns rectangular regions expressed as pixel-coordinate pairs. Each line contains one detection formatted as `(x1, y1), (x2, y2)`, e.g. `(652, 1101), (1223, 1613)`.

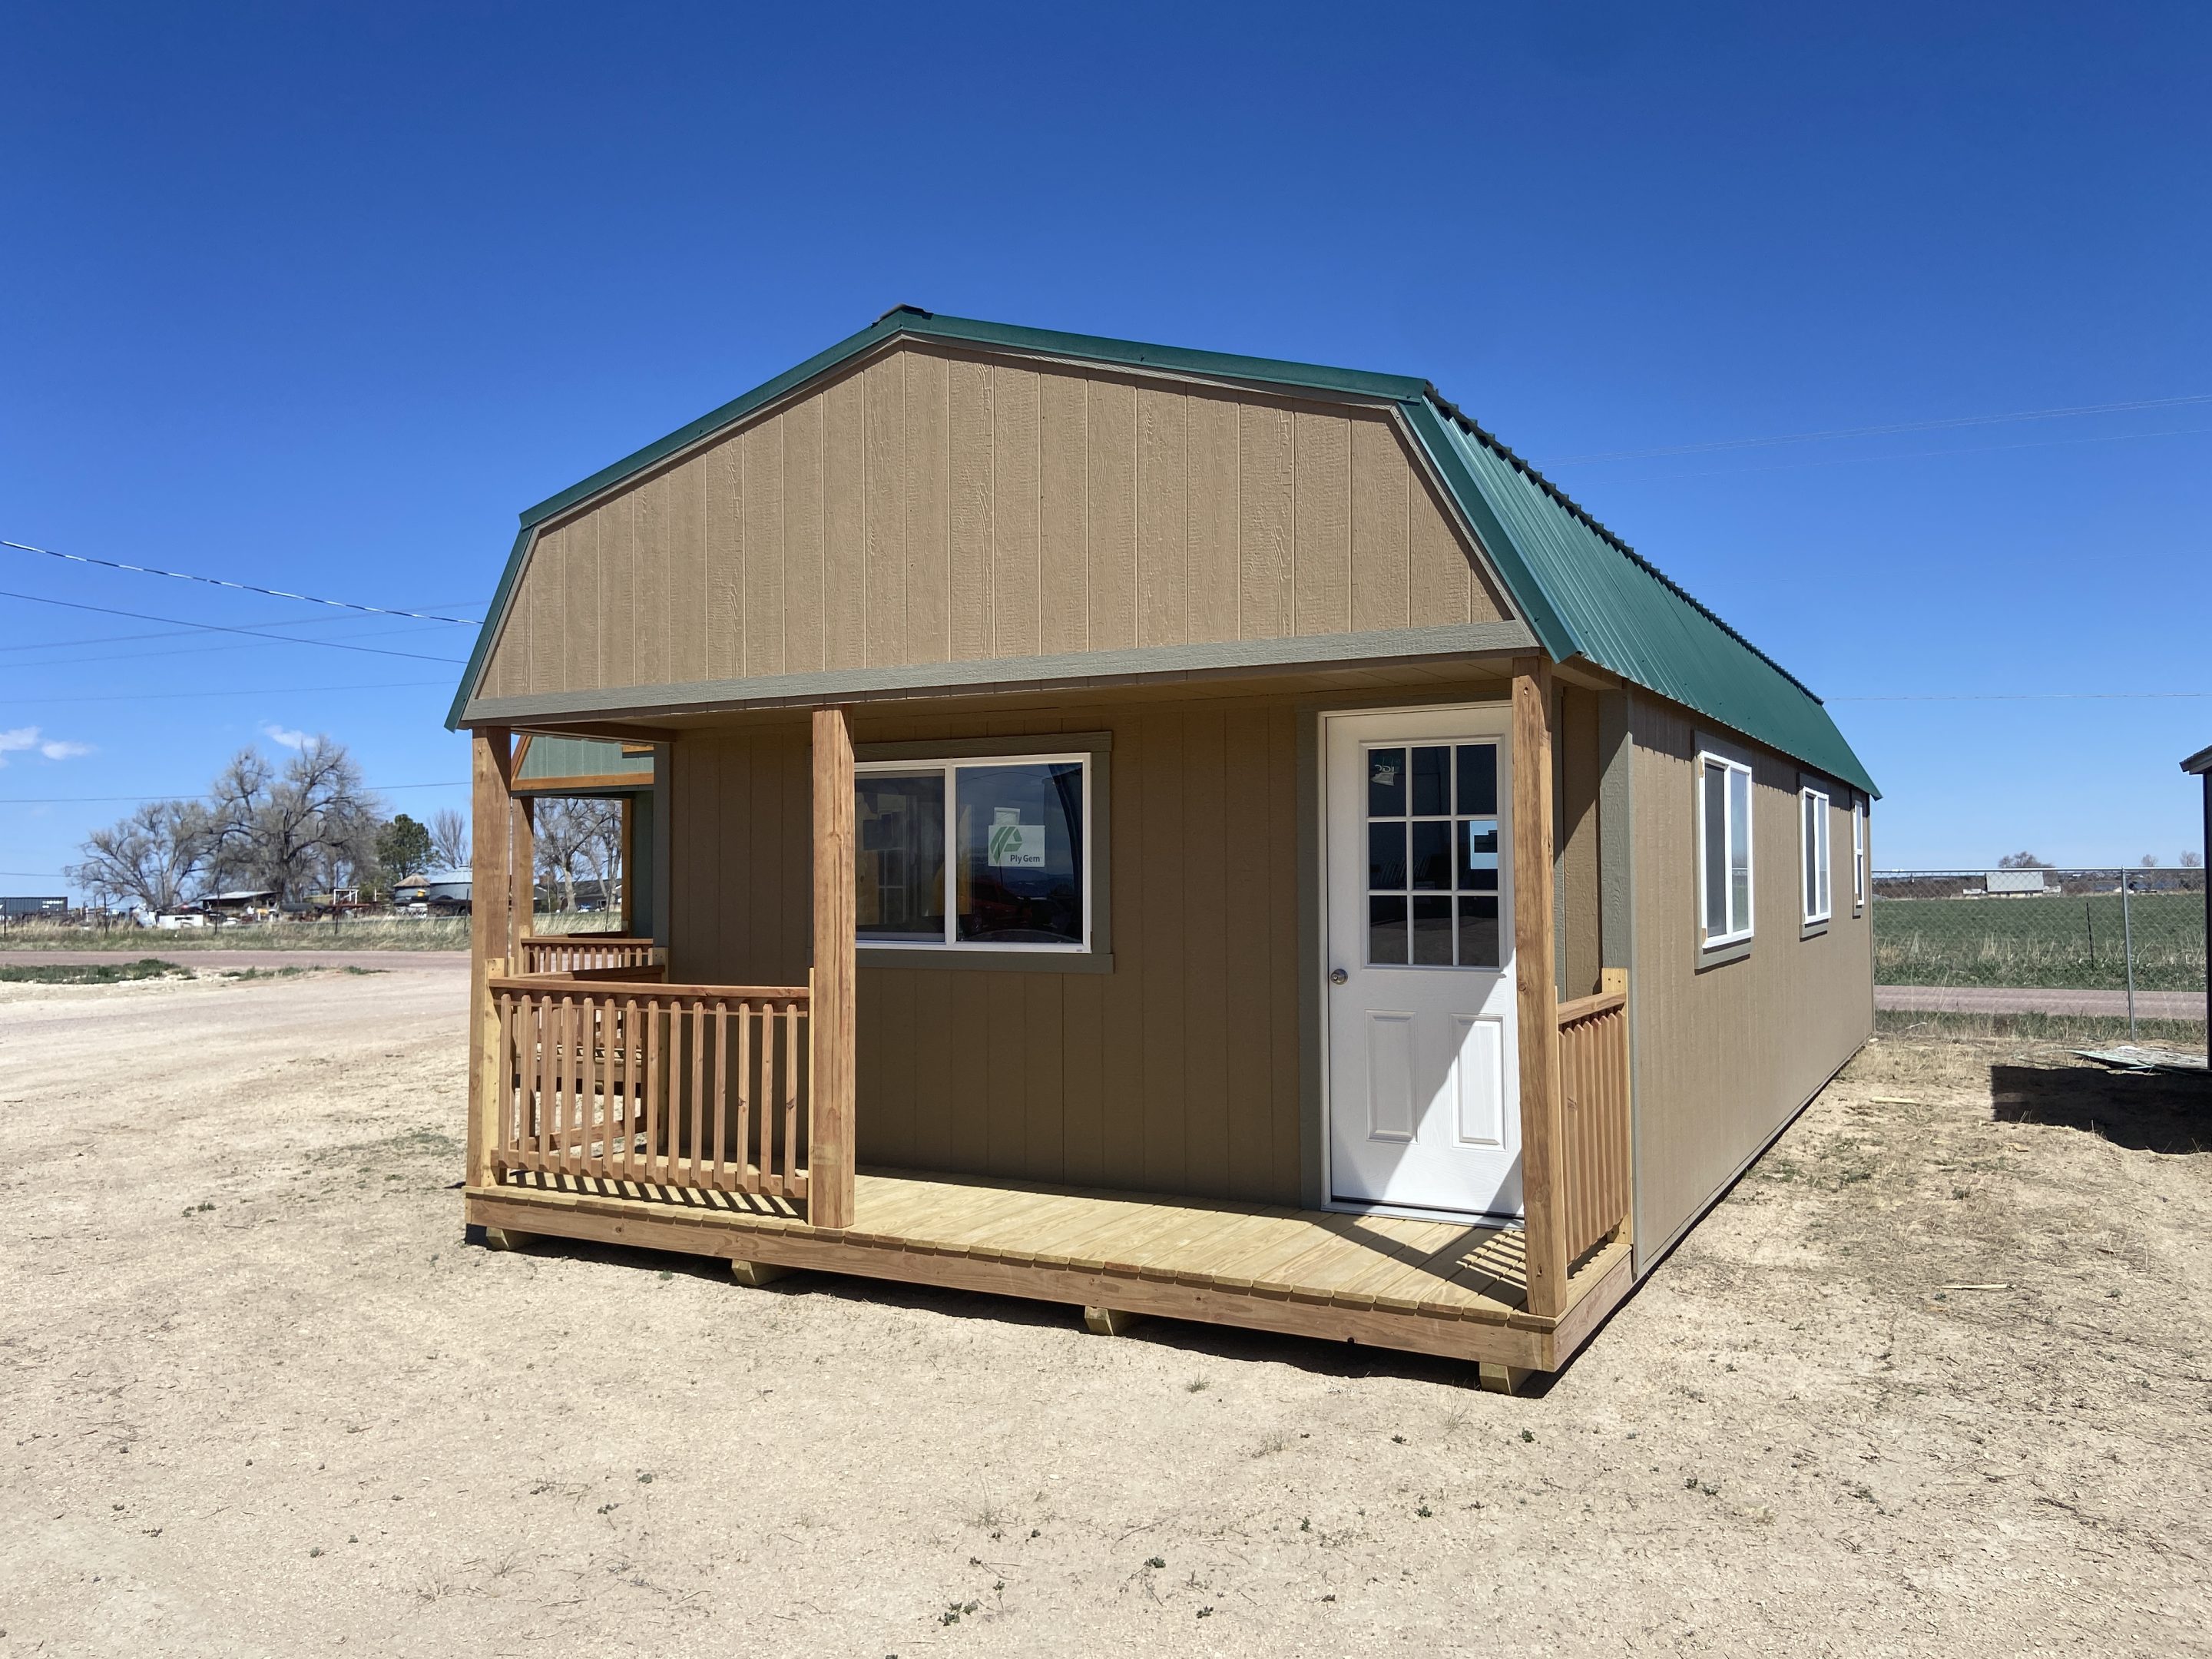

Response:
(0, 780), (469, 806)
(2, 536), (486, 624)
(1547, 392), (2212, 465)
(0, 598), (486, 655)
(4, 679), (453, 707)
(0, 589), (469, 665)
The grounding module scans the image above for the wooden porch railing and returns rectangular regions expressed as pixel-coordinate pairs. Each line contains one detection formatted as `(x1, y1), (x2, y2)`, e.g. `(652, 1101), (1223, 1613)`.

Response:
(488, 976), (811, 1201)
(1556, 985), (1631, 1266)
(518, 935), (658, 976)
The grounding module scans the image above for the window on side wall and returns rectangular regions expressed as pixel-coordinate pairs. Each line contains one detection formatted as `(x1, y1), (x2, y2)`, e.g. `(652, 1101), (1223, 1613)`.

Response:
(854, 753), (1091, 952)
(1697, 752), (1754, 949)
(1800, 785), (1833, 926)
(1851, 797), (1866, 913)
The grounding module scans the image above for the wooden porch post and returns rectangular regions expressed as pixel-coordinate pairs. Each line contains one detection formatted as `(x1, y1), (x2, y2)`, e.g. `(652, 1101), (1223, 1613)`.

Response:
(511, 794), (535, 942)
(466, 727), (515, 1192)
(618, 794), (636, 934)
(808, 706), (857, 1230)
(1512, 658), (1568, 1319)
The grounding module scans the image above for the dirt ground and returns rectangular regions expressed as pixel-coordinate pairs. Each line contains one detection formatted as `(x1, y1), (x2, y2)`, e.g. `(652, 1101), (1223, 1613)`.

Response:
(2, 967), (2207, 1657)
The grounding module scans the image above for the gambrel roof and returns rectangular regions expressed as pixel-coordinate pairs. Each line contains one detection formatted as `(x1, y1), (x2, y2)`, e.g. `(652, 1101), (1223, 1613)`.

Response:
(452, 307), (1876, 796)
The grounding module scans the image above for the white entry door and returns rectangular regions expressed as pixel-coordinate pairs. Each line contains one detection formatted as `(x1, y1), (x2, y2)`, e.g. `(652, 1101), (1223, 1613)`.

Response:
(1324, 706), (1520, 1220)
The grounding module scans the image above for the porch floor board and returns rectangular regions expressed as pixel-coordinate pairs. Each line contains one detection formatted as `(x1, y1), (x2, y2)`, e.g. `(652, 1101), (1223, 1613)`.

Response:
(470, 1167), (1634, 1372)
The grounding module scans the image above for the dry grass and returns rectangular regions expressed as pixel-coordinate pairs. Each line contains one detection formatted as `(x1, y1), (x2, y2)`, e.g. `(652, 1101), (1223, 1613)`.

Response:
(0, 912), (631, 953)
(1877, 1005), (2207, 1051)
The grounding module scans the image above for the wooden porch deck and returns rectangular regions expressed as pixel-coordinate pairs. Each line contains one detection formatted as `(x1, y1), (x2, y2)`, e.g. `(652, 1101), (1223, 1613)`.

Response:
(466, 1168), (1635, 1377)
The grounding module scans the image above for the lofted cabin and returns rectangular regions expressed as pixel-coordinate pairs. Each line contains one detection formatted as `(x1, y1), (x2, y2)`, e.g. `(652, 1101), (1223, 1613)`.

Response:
(448, 309), (1877, 1388)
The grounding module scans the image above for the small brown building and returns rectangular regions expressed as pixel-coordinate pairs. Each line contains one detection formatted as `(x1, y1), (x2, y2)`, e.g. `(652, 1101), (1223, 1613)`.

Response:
(449, 310), (1878, 1386)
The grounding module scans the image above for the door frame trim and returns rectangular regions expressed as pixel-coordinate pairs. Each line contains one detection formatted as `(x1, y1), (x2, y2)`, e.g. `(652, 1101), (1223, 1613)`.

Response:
(1312, 697), (1518, 1224)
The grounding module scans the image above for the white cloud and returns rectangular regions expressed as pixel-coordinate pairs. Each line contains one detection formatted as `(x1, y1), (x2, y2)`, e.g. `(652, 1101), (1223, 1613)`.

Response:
(263, 723), (310, 750)
(0, 726), (89, 766)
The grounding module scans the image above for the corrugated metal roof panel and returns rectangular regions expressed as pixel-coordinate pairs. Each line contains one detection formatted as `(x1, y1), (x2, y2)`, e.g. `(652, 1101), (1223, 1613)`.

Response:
(1421, 401), (1878, 798)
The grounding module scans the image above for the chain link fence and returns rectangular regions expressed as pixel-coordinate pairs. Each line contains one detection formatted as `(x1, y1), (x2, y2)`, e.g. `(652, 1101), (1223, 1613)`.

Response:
(1873, 867), (2207, 1035)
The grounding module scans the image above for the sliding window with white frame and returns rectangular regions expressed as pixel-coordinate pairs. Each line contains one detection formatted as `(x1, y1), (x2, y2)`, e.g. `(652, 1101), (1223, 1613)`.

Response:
(1800, 784), (1833, 926)
(853, 752), (1093, 953)
(1851, 797), (1866, 913)
(1697, 750), (1754, 950)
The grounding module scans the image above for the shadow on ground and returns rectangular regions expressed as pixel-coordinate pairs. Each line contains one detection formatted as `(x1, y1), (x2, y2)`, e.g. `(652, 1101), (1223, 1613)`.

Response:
(1990, 1062), (2212, 1155)
(465, 1224), (1544, 1392)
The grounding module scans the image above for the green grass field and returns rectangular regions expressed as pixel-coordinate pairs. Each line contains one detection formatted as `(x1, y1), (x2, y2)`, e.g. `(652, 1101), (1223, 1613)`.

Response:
(1873, 892), (2207, 991)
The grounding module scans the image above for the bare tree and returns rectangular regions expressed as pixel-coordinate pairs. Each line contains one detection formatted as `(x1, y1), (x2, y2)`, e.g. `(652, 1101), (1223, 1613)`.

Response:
(568, 799), (624, 919)
(2141, 853), (2161, 868)
(430, 806), (470, 871)
(531, 799), (597, 915)
(2182, 851), (2204, 870)
(207, 737), (383, 902)
(67, 800), (213, 913)
(1996, 851), (2051, 869)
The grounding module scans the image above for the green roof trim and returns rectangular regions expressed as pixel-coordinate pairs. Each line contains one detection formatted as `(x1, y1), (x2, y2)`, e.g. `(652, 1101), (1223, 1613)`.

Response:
(449, 309), (1877, 798)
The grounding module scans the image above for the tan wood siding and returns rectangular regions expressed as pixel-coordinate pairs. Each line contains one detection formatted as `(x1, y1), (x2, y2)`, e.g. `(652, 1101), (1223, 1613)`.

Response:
(1557, 684), (1604, 998)
(664, 680), (1391, 1205)
(478, 343), (1514, 704)
(1628, 699), (1875, 1263)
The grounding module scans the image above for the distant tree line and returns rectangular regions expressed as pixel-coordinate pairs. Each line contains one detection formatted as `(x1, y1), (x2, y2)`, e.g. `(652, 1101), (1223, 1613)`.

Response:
(68, 736), (398, 913)
(65, 733), (628, 918)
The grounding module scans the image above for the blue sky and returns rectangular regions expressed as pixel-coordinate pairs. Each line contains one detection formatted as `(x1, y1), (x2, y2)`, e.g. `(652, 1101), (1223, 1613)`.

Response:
(4, 1), (2207, 891)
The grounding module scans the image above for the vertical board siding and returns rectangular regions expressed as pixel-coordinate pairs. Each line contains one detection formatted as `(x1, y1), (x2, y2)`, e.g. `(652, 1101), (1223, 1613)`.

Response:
(991, 365), (1041, 659)
(864, 355), (908, 666)
(703, 436), (744, 681)
(1558, 685), (1604, 998)
(1136, 387), (1190, 649)
(667, 683), (1400, 1207)
(1087, 377), (1138, 652)
(783, 396), (826, 675)
(478, 343), (1511, 703)
(1238, 401), (1296, 640)
(1186, 391), (1242, 644)
(1630, 700), (1876, 1260)
(947, 356), (995, 664)
(742, 420), (785, 679)
(1293, 410), (1351, 637)
(632, 473), (668, 690)
(905, 350), (952, 665)
(1349, 416), (1410, 633)
(821, 374), (868, 671)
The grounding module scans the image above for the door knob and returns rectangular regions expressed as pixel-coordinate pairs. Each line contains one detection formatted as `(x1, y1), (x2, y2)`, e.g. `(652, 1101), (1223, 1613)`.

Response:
(1330, 968), (1349, 985)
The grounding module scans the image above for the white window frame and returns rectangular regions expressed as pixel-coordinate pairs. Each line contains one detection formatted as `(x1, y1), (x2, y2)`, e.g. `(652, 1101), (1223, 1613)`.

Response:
(853, 750), (1094, 955)
(1800, 785), (1833, 926)
(1851, 797), (1866, 912)
(1696, 750), (1755, 949)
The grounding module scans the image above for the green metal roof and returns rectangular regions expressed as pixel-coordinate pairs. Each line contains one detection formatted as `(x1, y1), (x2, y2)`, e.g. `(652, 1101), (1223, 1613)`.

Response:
(450, 308), (1878, 797)
(516, 735), (654, 791)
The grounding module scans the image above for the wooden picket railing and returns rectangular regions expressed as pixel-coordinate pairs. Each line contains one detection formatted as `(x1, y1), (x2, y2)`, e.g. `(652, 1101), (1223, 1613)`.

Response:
(518, 935), (658, 976)
(1556, 985), (1631, 1266)
(488, 976), (811, 1201)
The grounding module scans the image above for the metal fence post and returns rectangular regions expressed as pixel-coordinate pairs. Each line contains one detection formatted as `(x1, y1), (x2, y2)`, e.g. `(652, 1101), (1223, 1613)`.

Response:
(2119, 868), (2137, 1041)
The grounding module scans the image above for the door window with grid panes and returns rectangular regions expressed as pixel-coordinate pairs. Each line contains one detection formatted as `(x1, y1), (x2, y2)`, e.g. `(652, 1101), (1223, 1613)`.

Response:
(1363, 741), (1502, 969)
